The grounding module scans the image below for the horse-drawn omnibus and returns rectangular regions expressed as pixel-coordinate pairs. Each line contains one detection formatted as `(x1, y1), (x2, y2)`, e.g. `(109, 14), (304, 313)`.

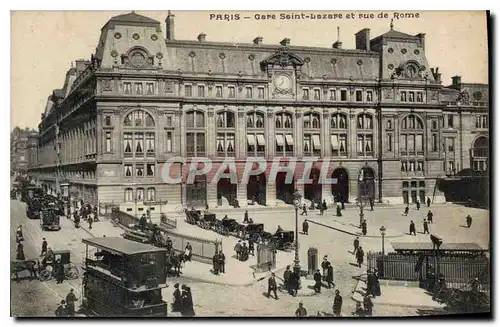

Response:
(82, 237), (169, 317)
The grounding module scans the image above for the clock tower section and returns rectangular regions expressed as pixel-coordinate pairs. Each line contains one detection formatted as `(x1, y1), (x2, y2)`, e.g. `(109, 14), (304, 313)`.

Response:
(261, 43), (304, 100)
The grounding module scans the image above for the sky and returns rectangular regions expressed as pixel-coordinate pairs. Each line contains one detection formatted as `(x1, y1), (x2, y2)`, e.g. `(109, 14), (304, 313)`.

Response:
(10, 10), (488, 130)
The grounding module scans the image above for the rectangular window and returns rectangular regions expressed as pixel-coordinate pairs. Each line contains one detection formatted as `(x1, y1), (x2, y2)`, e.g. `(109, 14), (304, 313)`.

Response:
(329, 90), (336, 101)
(448, 115), (454, 128)
(246, 87), (253, 99)
(136, 188), (144, 201)
(302, 89), (309, 100)
(197, 85), (205, 97)
(476, 116), (481, 128)
(340, 90), (347, 101)
(135, 83), (143, 95)
(105, 132), (111, 153)
(185, 85), (192, 97)
(134, 133), (144, 155)
(196, 133), (205, 154)
(409, 92), (415, 102)
(416, 134), (424, 152)
(146, 164), (155, 177)
(186, 133), (195, 155)
(166, 115), (173, 127)
(124, 164), (133, 177)
(314, 89), (321, 100)
(105, 116), (111, 126)
(228, 86), (235, 98)
(432, 134), (438, 152)
(482, 116), (488, 128)
(125, 188), (133, 201)
(258, 87), (265, 99)
(401, 134), (408, 151)
(387, 133), (392, 152)
(416, 92), (423, 102)
(366, 90), (373, 102)
(356, 90), (362, 102)
(166, 132), (172, 152)
(146, 133), (155, 154)
(146, 83), (154, 95)
(135, 164), (144, 177)
(124, 82), (132, 94)
(216, 86), (223, 98)
(401, 91), (407, 102)
(417, 161), (424, 171)
(303, 135), (312, 154)
(147, 188), (156, 201)
(124, 133), (133, 154)
(447, 138), (454, 152)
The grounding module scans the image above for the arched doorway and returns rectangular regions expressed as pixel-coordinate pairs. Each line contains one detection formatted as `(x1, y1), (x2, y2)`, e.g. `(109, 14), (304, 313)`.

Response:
(304, 167), (322, 203)
(186, 175), (207, 207)
(358, 167), (375, 203)
(217, 169), (237, 206)
(332, 168), (349, 203)
(276, 172), (295, 204)
(472, 136), (489, 171)
(247, 173), (266, 205)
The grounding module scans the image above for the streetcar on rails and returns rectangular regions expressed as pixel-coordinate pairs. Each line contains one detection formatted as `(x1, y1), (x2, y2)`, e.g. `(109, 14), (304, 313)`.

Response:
(82, 237), (169, 317)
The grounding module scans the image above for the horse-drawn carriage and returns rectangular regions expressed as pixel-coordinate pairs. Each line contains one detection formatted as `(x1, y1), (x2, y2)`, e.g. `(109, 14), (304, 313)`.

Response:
(185, 209), (202, 225)
(268, 231), (295, 252)
(11, 250), (79, 282)
(240, 223), (273, 244)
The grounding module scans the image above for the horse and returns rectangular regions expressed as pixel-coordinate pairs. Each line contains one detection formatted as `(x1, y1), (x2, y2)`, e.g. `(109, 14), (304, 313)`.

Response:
(11, 260), (39, 282)
(165, 252), (185, 277)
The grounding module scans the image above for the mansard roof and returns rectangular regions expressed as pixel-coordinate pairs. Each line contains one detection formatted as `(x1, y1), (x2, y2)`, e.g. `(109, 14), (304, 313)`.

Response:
(102, 11), (161, 31)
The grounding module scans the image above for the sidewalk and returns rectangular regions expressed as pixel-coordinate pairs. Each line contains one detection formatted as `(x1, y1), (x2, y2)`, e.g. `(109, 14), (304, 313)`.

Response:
(307, 218), (404, 238)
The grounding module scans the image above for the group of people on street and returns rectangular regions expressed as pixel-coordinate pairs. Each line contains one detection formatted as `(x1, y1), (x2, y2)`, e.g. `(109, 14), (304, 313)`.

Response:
(171, 283), (195, 316)
(211, 250), (226, 275)
(233, 239), (252, 262)
(282, 266), (301, 296)
(55, 289), (78, 317)
(353, 237), (365, 268)
(294, 289), (344, 317)
(366, 269), (381, 297)
(70, 200), (99, 230)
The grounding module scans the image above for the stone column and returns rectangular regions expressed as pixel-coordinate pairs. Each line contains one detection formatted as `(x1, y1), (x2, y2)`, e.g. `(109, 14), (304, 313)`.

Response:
(177, 110), (185, 157)
(322, 109), (331, 157)
(207, 108), (215, 157)
(349, 112), (357, 158)
(295, 110), (303, 157)
(266, 108), (275, 158)
(237, 107), (246, 158)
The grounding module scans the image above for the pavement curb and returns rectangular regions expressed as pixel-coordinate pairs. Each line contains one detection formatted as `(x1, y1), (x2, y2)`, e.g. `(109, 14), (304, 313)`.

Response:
(306, 220), (404, 239)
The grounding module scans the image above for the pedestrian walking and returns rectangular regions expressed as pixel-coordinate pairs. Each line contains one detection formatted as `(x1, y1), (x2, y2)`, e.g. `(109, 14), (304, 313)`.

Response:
(87, 215), (93, 230)
(283, 266), (292, 294)
(322, 200), (327, 214)
(403, 205), (409, 216)
(427, 210), (433, 223)
(374, 269), (381, 296)
(466, 215), (473, 228)
(336, 204), (342, 217)
(65, 289), (77, 316)
(302, 219), (309, 235)
(290, 270), (300, 297)
(356, 247), (364, 268)
(55, 300), (67, 317)
(326, 262), (334, 288)
(353, 237), (360, 254)
(212, 253), (219, 275)
(341, 200), (345, 210)
(295, 302), (307, 317)
(244, 210), (249, 223)
(361, 220), (367, 236)
(16, 241), (25, 261)
(427, 197), (431, 207)
(321, 256), (330, 281)
(363, 294), (374, 316)
(218, 250), (226, 274)
(423, 220), (430, 234)
(234, 240), (242, 260)
(267, 272), (279, 299)
(248, 239), (255, 256)
(172, 283), (181, 312)
(300, 204), (308, 216)
(409, 221), (416, 236)
(56, 259), (65, 284)
(416, 200), (421, 211)
(313, 269), (322, 293)
(369, 198), (374, 211)
(41, 238), (48, 256)
(366, 269), (376, 296)
(185, 242), (193, 261)
(319, 201), (324, 216)
(332, 290), (343, 316)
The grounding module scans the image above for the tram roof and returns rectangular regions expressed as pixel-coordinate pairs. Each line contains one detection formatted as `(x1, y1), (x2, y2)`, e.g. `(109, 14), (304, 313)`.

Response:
(83, 237), (164, 255)
(392, 242), (487, 252)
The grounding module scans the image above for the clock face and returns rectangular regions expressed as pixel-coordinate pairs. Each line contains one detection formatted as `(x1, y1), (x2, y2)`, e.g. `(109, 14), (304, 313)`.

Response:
(274, 74), (292, 91)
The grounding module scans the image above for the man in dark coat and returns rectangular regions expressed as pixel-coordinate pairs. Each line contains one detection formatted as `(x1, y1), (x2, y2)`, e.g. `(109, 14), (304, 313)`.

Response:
(409, 221), (416, 236)
(302, 220), (309, 235)
(248, 239), (255, 256)
(56, 259), (65, 284)
(55, 300), (67, 317)
(356, 247), (364, 268)
(41, 238), (48, 256)
(403, 205), (409, 216)
(361, 220), (367, 236)
(326, 262), (334, 289)
(416, 200), (421, 211)
(139, 214), (147, 229)
(185, 243), (193, 261)
(244, 210), (249, 223)
(353, 237), (360, 254)
(466, 215), (473, 228)
(336, 204), (342, 217)
(16, 241), (25, 261)
(267, 273), (278, 299)
(234, 240), (242, 260)
(423, 220), (430, 234)
(295, 302), (307, 317)
(322, 200), (327, 213)
(289, 271), (300, 297)
(321, 256), (330, 281)
(366, 270), (376, 296)
(218, 250), (226, 274)
(427, 197), (431, 207)
(212, 253), (219, 275)
(319, 201), (324, 216)
(341, 200), (345, 210)
(313, 269), (322, 293)
(93, 205), (99, 222)
(369, 198), (374, 211)
(87, 215), (93, 230)
(374, 269), (381, 296)
(283, 266), (292, 294)
(300, 204), (308, 216)
(332, 290), (343, 316)
(166, 237), (173, 252)
(427, 210), (434, 223)
(172, 283), (181, 312)
(65, 289), (77, 316)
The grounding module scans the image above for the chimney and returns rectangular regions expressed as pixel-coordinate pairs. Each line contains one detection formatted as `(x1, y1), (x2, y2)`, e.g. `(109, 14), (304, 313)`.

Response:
(416, 33), (425, 51)
(332, 41), (342, 49)
(253, 36), (263, 45)
(280, 38), (290, 47)
(165, 11), (175, 40)
(355, 28), (371, 51)
(452, 75), (462, 86)
(197, 33), (206, 42)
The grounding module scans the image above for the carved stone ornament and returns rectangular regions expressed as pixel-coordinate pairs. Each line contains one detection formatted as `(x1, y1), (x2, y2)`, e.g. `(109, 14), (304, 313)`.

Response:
(414, 49), (420, 55)
(357, 59), (363, 66)
(248, 54), (255, 61)
(401, 48), (407, 54)
(174, 110), (183, 117)
(238, 110), (245, 118)
(151, 34), (158, 41)
(431, 90), (439, 100)
(189, 51), (196, 58)
(102, 79), (112, 91)
(132, 33), (140, 40)
(384, 89), (394, 99)
(261, 47), (305, 70)
(388, 64), (394, 70)
(304, 57), (311, 63)
(114, 32), (122, 39)
(165, 81), (174, 93)
(121, 47), (155, 69)
(457, 91), (470, 104)
(219, 52), (226, 60)
(156, 52), (163, 59)
(331, 58), (337, 65)
(267, 109), (274, 118)
(110, 50), (119, 58)
(207, 109), (215, 117)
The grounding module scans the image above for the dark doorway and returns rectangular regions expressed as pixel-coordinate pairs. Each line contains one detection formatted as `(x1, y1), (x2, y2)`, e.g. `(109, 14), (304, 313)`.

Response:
(247, 173), (266, 205)
(358, 167), (375, 203)
(332, 168), (349, 203)
(276, 172), (295, 204)
(217, 178), (237, 206)
(304, 167), (322, 203)
(186, 175), (207, 208)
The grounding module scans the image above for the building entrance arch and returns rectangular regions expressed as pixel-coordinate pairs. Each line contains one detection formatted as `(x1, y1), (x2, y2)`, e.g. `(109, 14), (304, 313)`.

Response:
(332, 168), (349, 203)
(247, 173), (266, 205)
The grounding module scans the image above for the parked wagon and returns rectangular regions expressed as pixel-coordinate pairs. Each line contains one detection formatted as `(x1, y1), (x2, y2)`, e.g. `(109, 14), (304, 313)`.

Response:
(38, 249), (79, 281)
(185, 209), (202, 225)
(199, 213), (217, 229)
(214, 218), (239, 236)
(268, 231), (295, 252)
(241, 223), (265, 243)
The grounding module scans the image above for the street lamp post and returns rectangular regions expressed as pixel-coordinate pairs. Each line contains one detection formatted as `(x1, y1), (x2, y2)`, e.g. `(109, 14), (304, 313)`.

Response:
(292, 190), (302, 276)
(379, 226), (386, 277)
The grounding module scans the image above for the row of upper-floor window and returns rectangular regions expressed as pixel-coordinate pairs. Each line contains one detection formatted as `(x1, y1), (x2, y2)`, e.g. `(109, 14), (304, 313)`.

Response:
(124, 187), (156, 202)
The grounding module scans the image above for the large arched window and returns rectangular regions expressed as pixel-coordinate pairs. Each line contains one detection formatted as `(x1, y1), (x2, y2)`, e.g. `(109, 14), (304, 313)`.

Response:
(247, 112), (265, 156)
(147, 187), (156, 201)
(303, 112), (321, 156)
(357, 113), (374, 157)
(216, 111), (235, 157)
(186, 110), (205, 156)
(400, 114), (424, 156)
(275, 112), (294, 156)
(331, 113), (348, 157)
(472, 136), (488, 171)
(123, 110), (155, 159)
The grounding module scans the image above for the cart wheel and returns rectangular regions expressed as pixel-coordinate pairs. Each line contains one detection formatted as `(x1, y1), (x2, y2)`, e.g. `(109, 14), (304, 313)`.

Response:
(39, 269), (51, 281)
(283, 242), (293, 252)
(251, 233), (262, 244)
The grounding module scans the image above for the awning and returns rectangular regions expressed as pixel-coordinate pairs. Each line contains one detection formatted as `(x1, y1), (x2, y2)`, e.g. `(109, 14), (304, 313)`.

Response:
(256, 134), (266, 146)
(247, 134), (256, 146)
(331, 135), (339, 149)
(312, 135), (321, 150)
(285, 134), (294, 146)
(276, 135), (284, 146)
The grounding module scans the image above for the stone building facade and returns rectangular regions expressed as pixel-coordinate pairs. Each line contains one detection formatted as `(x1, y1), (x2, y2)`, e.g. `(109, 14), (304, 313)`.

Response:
(11, 127), (38, 174)
(29, 12), (489, 212)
